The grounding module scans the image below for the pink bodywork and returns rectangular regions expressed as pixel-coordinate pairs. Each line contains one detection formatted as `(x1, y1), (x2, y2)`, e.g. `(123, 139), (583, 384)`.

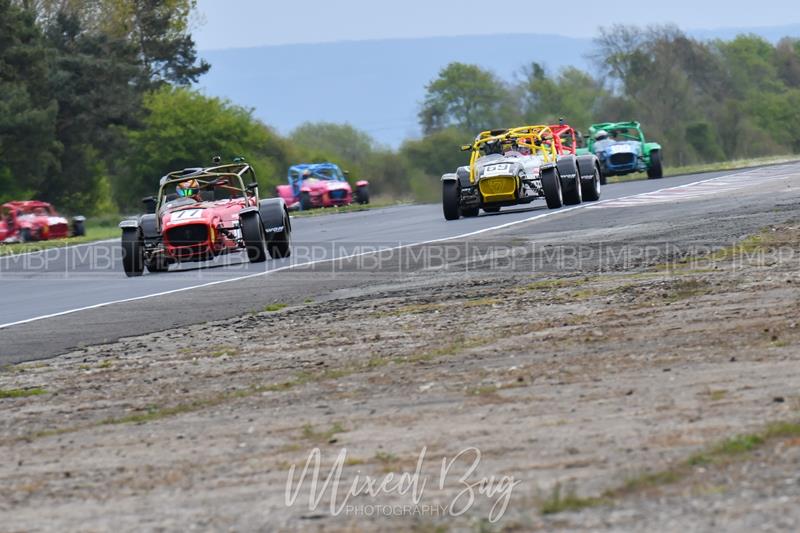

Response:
(276, 179), (369, 210)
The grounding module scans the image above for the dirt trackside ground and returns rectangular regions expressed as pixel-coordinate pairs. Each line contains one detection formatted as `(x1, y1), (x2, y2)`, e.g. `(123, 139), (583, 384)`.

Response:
(2, 216), (800, 530)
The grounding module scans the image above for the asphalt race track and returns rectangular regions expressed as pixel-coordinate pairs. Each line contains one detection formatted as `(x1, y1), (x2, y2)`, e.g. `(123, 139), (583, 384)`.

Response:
(2, 162), (799, 364)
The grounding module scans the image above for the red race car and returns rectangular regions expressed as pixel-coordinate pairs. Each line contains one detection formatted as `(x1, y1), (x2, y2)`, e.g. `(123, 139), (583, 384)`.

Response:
(0, 201), (85, 243)
(118, 158), (292, 277)
(276, 163), (369, 210)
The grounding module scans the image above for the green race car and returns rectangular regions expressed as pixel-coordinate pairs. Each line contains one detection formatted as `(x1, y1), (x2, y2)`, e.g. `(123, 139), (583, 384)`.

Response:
(577, 121), (663, 180)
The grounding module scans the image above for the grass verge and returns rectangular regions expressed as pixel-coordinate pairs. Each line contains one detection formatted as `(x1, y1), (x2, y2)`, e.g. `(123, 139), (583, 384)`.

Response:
(0, 388), (47, 399)
(540, 420), (800, 516)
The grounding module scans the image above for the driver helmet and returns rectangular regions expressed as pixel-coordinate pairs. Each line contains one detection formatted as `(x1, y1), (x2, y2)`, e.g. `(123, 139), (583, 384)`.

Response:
(501, 139), (517, 154)
(176, 179), (200, 198)
(482, 139), (502, 155)
(594, 130), (609, 141)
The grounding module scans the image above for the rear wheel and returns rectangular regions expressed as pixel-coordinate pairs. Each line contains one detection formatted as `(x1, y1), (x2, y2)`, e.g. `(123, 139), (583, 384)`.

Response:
(267, 209), (292, 259)
(647, 150), (663, 179)
(121, 229), (144, 277)
(355, 185), (370, 205)
(240, 213), (268, 263)
(541, 167), (563, 209)
(72, 220), (86, 237)
(559, 158), (582, 205)
(581, 164), (601, 202)
(442, 181), (461, 221)
(20, 228), (32, 243)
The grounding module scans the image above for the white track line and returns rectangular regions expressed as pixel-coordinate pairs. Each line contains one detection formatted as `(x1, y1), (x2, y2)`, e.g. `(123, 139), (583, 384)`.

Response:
(1, 166), (797, 330)
(589, 166), (797, 209)
(0, 238), (119, 261)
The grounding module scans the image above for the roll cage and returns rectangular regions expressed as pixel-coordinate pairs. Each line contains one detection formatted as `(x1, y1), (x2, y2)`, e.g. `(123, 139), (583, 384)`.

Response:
(154, 163), (259, 231)
(548, 124), (578, 155)
(287, 163), (347, 197)
(586, 121), (646, 149)
(462, 126), (559, 183)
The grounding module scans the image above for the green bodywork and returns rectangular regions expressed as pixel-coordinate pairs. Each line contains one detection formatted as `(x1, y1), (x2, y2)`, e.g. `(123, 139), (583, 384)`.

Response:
(577, 121), (662, 171)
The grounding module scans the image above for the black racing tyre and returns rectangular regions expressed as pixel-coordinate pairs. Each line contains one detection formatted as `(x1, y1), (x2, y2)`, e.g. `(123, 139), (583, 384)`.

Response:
(267, 209), (292, 259)
(581, 163), (601, 202)
(72, 220), (86, 237)
(647, 150), (663, 179)
(145, 256), (170, 273)
(462, 207), (479, 217)
(541, 167), (563, 209)
(483, 206), (501, 213)
(20, 228), (32, 243)
(599, 170), (607, 186)
(121, 229), (144, 277)
(300, 191), (313, 210)
(558, 158), (582, 206)
(240, 213), (268, 263)
(355, 185), (370, 205)
(442, 180), (461, 221)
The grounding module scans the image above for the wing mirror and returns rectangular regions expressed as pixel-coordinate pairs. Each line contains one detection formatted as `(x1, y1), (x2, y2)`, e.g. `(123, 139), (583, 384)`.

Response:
(142, 196), (157, 214)
(246, 182), (259, 195)
(460, 145), (472, 152)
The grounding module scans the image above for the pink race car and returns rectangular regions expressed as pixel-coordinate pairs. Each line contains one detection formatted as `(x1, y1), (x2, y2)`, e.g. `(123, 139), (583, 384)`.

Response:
(276, 163), (369, 210)
(0, 201), (85, 243)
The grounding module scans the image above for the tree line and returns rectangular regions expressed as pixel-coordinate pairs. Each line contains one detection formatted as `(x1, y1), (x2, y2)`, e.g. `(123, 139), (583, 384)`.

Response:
(1, 2), (799, 215)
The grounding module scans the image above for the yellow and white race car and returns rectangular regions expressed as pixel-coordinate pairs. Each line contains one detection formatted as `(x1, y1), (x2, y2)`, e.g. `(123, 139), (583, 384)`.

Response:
(441, 125), (601, 220)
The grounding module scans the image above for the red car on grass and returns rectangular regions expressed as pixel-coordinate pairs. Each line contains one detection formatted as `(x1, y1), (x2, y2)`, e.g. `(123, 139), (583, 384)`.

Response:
(119, 158), (292, 277)
(0, 201), (85, 243)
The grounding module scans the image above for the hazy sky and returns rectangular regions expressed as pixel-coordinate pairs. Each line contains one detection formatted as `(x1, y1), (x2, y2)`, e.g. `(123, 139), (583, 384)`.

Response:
(194, 0), (799, 50)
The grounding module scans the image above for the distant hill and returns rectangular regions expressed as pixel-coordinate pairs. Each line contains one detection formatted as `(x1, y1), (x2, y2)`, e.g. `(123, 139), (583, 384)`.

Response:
(196, 25), (800, 147)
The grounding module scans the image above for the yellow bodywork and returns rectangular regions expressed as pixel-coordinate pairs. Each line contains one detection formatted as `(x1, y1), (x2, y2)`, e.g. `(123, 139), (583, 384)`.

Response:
(467, 125), (559, 187)
(479, 176), (518, 203)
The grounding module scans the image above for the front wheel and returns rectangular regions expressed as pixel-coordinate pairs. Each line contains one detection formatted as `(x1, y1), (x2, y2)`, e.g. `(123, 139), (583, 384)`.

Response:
(240, 213), (268, 263)
(483, 206), (501, 213)
(300, 192), (313, 211)
(541, 167), (563, 209)
(647, 150), (663, 179)
(442, 181), (460, 221)
(20, 228), (32, 243)
(121, 229), (144, 277)
(355, 185), (370, 205)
